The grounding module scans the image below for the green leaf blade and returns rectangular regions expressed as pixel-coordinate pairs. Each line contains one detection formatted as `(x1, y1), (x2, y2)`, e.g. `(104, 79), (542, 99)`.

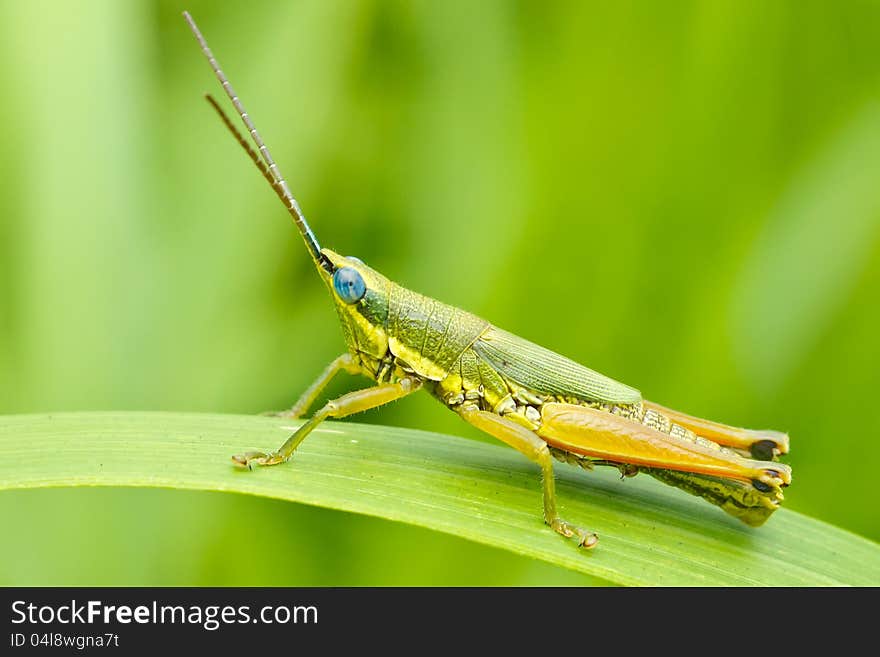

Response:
(1, 412), (877, 586)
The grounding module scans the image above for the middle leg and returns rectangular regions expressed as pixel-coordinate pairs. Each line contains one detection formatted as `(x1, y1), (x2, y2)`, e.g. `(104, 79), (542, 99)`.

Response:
(460, 407), (598, 549)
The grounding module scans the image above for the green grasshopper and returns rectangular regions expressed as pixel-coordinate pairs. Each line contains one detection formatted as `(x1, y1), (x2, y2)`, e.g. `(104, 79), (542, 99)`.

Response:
(184, 12), (791, 548)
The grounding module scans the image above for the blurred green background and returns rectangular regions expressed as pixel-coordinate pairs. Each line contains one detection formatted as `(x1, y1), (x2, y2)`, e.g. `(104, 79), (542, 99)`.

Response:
(1, 0), (879, 585)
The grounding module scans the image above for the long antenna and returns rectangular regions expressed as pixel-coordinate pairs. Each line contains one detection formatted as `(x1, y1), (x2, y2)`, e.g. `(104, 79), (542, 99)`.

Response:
(183, 11), (329, 270)
(204, 94), (287, 206)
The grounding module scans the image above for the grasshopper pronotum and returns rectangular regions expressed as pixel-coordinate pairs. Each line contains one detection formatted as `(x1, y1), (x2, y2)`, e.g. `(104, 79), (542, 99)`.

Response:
(184, 12), (791, 549)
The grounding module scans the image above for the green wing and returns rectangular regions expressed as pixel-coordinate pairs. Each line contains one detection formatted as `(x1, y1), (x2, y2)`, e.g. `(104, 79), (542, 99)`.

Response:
(472, 326), (641, 404)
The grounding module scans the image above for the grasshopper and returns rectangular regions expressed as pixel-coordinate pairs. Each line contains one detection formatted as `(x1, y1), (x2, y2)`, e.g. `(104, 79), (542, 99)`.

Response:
(184, 12), (791, 548)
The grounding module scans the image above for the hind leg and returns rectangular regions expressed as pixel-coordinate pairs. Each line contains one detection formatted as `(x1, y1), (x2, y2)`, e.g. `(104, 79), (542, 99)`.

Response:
(643, 401), (789, 460)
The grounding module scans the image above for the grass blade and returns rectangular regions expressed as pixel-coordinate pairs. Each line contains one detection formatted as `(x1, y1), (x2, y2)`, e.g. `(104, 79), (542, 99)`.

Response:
(1, 412), (877, 586)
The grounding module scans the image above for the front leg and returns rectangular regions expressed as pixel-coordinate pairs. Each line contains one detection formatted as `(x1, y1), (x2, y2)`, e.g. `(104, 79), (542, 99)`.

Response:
(234, 377), (422, 468)
(267, 353), (363, 419)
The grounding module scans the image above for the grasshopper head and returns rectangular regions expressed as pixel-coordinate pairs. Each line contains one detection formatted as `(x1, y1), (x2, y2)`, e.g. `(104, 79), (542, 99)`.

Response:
(320, 249), (393, 362)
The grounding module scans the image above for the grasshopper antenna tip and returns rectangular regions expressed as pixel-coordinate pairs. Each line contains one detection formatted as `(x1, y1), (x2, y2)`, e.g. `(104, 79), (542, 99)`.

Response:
(182, 9), (330, 271)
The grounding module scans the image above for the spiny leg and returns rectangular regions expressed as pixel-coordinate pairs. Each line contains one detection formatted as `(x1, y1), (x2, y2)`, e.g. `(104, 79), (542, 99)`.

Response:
(266, 353), (362, 419)
(235, 377), (422, 468)
(643, 400), (790, 460)
(460, 407), (598, 549)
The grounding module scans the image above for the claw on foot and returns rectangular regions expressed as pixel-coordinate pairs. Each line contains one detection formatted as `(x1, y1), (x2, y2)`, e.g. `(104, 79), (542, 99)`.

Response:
(578, 532), (599, 549)
(231, 451), (284, 469)
(550, 519), (598, 549)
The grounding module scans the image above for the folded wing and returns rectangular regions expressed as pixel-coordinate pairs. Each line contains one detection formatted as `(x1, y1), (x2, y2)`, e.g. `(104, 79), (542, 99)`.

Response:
(473, 326), (641, 405)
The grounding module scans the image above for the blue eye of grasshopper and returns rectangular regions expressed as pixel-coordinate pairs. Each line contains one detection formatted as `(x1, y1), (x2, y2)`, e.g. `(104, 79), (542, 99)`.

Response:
(332, 266), (366, 304)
